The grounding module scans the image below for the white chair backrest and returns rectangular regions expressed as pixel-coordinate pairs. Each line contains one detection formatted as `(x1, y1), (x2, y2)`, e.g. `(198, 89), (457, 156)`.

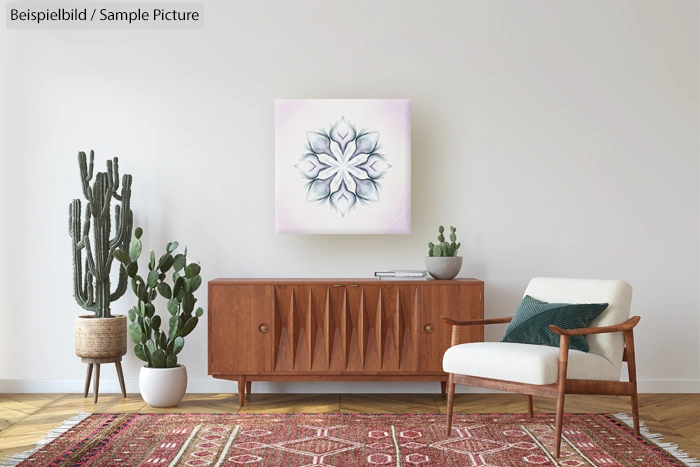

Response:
(524, 277), (633, 377)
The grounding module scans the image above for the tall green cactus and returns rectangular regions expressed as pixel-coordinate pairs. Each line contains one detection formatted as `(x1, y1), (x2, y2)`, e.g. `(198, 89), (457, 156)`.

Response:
(427, 225), (461, 257)
(69, 151), (133, 318)
(114, 228), (203, 368)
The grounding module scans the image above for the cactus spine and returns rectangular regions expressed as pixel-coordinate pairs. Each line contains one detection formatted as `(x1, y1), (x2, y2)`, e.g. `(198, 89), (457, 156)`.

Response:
(427, 225), (461, 257)
(69, 151), (133, 318)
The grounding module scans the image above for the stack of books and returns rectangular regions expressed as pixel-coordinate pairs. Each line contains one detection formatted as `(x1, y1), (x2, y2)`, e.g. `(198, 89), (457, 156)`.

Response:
(374, 270), (428, 280)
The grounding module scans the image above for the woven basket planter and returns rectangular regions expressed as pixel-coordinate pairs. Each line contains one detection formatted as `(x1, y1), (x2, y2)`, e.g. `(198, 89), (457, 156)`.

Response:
(75, 315), (127, 358)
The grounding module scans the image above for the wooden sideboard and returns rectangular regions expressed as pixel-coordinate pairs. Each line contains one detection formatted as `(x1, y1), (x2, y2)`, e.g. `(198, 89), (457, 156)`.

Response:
(208, 278), (484, 406)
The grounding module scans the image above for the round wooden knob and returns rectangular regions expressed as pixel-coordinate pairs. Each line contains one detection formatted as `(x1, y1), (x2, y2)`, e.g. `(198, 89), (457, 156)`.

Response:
(424, 323), (434, 334)
(258, 323), (269, 334)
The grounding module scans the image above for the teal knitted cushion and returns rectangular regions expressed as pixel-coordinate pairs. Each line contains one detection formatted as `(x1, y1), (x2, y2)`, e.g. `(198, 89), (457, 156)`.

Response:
(500, 295), (608, 352)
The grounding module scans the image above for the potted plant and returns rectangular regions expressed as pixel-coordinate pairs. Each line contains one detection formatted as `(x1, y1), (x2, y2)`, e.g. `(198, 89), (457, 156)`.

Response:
(114, 228), (203, 408)
(425, 225), (462, 280)
(70, 151), (133, 360)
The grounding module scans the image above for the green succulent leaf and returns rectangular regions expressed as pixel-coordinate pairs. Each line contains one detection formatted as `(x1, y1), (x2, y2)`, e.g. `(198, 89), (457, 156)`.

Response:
(128, 322), (142, 344)
(135, 227), (143, 239)
(126, 262), (138, 278)
(150, 289), (157, 301)
(166, 354), (178, 368)
(157, 282), (172, 299)
(173, 254), (186, 272)
(166, 338), (175, 354)
(173, 271), (181, 283)
(173, 277), (184, 297)
(137, 281), (148, 302)
(195, 307), (203, 318)
(182, 277), (191, 294)
(167, 298), (179, 315)
(151, 315), (161, 330)
(140, 333), (147, 344)
(158, 273), (166, 281)
(146, 339), (155, 354)
(127, 307), (136, 322)
(168, 315), (179, 340)
(182, 317), (199, 337)
(147, 270), (159, 288)
(131, 277), (139, 295)
(149, 250), (156, 271)
(159, 255), (174, 273)
(183, 293), (196, 314)
(113, 248), (130, 264)
(144, 343), (152, 367)
(134, 344), (148, 362)
(168, 241), (179, 253)
(144, 303), (155, 318)
(173, 336), (185, 355)
(159, 332), (167, 350)
(129, 238), (142, 262)
(189, 275), (202, 293)
(185, 263), (201, 279)
(151, 349), (166, 368)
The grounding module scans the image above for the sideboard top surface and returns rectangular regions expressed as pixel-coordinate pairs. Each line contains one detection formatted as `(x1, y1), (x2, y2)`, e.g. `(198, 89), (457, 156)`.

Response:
(209, 278), (483, 285)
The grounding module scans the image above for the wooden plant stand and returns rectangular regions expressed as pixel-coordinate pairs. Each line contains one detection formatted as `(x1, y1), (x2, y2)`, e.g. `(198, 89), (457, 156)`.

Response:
(82, 356), (127, 403)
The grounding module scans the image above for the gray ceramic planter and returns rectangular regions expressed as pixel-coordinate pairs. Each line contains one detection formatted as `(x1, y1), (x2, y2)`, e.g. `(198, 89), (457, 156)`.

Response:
(425, 256), (463, 280)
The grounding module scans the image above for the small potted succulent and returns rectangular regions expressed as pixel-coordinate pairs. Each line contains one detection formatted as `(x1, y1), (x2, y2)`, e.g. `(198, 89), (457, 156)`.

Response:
(113, 228), (203, 408)
(425, 226), (462, 280)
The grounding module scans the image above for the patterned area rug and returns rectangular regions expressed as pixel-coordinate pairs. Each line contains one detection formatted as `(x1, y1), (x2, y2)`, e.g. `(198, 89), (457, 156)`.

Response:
(3, 413), (699, 467)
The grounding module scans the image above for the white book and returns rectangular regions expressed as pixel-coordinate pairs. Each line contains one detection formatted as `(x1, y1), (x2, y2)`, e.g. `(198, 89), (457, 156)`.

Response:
(377, 275), (428, 281)
(374, 270), (427, 278)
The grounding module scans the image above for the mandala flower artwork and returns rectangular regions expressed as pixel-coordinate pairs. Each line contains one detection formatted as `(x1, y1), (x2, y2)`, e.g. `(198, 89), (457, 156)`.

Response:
(275, 99), (411, 234)
(294, 117), (392, 217)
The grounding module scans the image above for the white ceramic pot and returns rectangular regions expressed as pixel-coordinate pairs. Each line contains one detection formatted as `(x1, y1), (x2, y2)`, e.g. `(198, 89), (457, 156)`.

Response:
(425, 256), (463, 280)
(139, 365), (187, 408)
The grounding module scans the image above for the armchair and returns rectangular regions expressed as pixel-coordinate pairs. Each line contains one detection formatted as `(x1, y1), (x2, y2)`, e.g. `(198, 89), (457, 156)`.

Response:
(442, 277), (639, 458)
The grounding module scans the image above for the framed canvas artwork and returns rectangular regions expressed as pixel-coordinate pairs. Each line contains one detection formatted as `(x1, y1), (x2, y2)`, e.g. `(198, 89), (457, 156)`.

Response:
(275, 99), (411, 234)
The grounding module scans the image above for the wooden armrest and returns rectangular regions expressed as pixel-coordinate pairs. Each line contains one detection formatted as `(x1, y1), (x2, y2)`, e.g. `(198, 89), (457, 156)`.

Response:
(441, 316), (513, 327)
(549, 316), (640, 336)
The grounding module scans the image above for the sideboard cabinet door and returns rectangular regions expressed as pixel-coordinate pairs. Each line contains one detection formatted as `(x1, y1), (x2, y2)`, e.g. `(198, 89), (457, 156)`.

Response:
(209, 285), (274, 373)
(419, 283), (484, 372)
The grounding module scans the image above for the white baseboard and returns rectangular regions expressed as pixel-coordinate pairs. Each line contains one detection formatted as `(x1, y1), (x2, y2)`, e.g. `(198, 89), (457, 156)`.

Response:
(1, 379), (698, 394)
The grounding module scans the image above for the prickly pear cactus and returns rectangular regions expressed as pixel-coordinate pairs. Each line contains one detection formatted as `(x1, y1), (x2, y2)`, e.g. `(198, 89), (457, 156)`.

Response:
(69, 151), (133, 318)
(114, 228), (204, 368)
(427, 225), (461, 257)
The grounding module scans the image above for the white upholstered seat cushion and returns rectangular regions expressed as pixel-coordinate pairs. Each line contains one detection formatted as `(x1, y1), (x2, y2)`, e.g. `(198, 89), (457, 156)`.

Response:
(442, 342), (618, 386)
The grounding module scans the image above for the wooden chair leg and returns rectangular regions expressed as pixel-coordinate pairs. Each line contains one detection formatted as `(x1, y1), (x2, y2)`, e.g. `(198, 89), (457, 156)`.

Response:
(440, 381), (447, 395)
(554, 335), (570, 458)
(245, 381), (252, 401)
(84, 364), (93, 398)
(115, 361), (127, 398)
(93, 364), (101, 403)
(625, 330), (641, 436)
(237, 376), (246, 407)
(526, 395), (534, 418)
(446, 373), (455, 436)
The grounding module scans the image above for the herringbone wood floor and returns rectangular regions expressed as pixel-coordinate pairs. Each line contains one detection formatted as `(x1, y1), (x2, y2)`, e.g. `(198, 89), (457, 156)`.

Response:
(1, 392), (699, 462)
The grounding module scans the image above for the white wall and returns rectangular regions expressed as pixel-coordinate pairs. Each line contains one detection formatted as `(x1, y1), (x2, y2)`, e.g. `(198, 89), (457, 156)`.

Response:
(0, 1), (698, 394)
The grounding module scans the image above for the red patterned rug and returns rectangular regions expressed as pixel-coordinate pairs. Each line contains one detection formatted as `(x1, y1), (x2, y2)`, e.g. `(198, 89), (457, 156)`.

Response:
(3, 413), (698, 467)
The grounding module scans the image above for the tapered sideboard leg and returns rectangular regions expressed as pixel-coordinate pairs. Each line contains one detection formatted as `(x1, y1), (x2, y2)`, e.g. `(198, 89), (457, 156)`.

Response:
(237, 376), (246, 407)
(246, 381), (252, 401)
